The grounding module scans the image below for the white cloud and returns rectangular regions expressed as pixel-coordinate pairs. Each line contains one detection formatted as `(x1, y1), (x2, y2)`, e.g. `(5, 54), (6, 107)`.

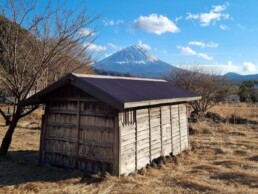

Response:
(107, 43), (122, 51)
(189, 41), (218, 48)
(87, 44), (106, 51)
(134, 14), (179, 35)
(103, 19), (124, 26)
(162, 50), (167, 54)
(228, 60), (233, 66)
(104, 20), (115, 26)
(220, 24), (229, 30)
(175, 16), (183, 23)
(78, 28), (95, 36)
(177, 46), (213, 61)
(137, 40), (151, 50)
(243, 62), (257, 72)
(197, 53), (213, 61)
(177, 46), (196, 55)
(186, 2), (230, 26)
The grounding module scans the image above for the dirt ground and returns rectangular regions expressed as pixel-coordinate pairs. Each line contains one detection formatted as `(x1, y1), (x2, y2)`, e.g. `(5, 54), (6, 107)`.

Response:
(0, 103), (257, 194)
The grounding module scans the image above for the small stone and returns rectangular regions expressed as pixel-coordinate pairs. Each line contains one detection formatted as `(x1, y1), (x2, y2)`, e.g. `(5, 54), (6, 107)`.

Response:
(165, 155), (173, 163)
(138, 167), (146, 175)
(100, 171), (111, 178)
(151, 161), (158, 169)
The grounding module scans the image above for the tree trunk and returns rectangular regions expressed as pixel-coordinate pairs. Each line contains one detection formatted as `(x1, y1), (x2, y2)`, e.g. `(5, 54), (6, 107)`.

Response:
(0, 108), (10, 126)
(0, 108), (21, 156)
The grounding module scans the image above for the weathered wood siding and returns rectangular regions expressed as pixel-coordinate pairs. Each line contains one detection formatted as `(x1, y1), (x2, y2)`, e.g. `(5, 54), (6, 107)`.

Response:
(179, 104), (189, 150)
(171, 105), (180, 155)
(136, 109), (150, 169)
(119, 110), (136, 174)
(41, 85), (118, 174)
(149, 107), (161, 160)
(119, 103), (189, 174)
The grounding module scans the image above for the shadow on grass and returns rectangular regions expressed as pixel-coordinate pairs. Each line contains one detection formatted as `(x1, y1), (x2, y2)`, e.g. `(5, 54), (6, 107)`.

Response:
(211, 172), (258, 188)
(170, 179), (217, 193)
(0, 150), (101, 186)
(248, 155), (258, 161)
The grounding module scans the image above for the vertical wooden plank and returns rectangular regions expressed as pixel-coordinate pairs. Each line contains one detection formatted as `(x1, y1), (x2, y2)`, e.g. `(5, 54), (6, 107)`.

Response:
(149, 107), (161, 160)
(135, 109), (138, 171)
(160, 106), (163, 155)
(178, 104), (182, 152)
(39, 114), (47, 164)
(118, 115), (121, 175)
(148, 108), (152, 162)
(186, 104), (190, 148)
(75, 97), (81, 169)
(113, 114), (120, 175)
(170, 105), (173, 154)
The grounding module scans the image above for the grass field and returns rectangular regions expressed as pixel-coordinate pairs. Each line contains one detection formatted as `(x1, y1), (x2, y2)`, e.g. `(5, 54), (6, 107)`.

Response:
(0, 103), (257, 194)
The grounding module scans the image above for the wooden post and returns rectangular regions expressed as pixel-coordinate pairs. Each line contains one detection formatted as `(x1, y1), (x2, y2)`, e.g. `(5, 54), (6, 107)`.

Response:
(178, 105), (182, 152)
(75, 96), (81, 169)
(148, 108), (152, 162)
(186, 104), (190, 148)
(39, 113), (47, 164)
(113, 115), (120, 175)
(160, 106), (163, 155)
(170, 105), (173, 154)
(135, 110), (138, 171)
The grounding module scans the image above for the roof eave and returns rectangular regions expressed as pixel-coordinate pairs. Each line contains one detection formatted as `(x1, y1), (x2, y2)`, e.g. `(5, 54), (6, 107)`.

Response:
(19, 74), (75, 107)
(123, 96), (202, 109)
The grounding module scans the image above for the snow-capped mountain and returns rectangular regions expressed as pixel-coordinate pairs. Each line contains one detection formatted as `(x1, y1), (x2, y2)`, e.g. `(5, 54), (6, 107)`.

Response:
(94, 45), (177, 77)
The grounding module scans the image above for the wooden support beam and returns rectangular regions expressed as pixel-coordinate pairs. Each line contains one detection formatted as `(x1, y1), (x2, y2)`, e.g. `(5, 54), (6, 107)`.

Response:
(148, 108), (152, 162)
(39, 114), (46, 164)
(118, 115), (121, 175)
(160, 106), (163, 155)
(113, 115), (120, 175)
(178, 105), (182, 152)
(170, 105), (173, 154)
(47, 109), (116, 117)
(76, 97), (81, 169)
(135, 110), (138, 171)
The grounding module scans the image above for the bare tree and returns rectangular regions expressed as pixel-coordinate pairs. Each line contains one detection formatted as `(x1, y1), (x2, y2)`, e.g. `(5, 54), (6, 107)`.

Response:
(0, 0), (99, 155)
(166, 65), (231, 118)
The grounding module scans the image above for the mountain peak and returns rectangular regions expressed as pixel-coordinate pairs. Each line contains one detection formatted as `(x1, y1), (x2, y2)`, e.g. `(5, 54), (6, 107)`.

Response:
(95, 45), (178, 78)
(100, 45), (158, 65)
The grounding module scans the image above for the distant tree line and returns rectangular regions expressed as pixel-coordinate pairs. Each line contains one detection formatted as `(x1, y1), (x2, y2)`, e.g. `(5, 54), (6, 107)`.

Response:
(238, 80), (258, 103)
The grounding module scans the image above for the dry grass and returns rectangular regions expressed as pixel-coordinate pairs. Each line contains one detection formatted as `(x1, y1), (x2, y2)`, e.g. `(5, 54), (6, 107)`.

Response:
(0, 103), (258, 194)
(210, 103), (258, 121)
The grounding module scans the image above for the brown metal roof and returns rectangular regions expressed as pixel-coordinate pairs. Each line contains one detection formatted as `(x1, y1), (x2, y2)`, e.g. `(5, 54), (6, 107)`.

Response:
(20, 73), (201, 110)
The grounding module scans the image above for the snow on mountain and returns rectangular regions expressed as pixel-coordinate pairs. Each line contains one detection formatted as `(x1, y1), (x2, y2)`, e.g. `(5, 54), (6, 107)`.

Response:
(94, 45), (177, 78)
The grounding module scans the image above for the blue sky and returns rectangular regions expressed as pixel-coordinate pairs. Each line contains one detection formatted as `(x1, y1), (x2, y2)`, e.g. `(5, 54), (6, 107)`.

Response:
(84, 0), (258, 75)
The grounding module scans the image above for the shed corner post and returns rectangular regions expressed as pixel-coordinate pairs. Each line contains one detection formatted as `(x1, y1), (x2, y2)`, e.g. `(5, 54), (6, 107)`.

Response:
(113, 113), (121, 176)
(75, 95), (81, 169)
(39, 106), (47, 165)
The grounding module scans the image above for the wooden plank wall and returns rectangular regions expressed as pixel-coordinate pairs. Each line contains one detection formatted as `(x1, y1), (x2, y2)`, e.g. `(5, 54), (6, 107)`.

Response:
(171, 105), (181, 155)
(178, 104), (189, 150)
(41, 85), (117, 174)
(119, 103), (189, 174)
(136, 109), (150, 169)
(119, 110), (136, 174)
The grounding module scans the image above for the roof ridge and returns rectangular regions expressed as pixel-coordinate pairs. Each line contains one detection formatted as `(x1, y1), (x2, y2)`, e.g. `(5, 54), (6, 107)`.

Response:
(72, 73), (166, 82)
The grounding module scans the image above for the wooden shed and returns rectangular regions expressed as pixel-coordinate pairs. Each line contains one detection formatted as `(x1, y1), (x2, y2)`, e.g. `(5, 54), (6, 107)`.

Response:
(21, 73), (201, 175)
